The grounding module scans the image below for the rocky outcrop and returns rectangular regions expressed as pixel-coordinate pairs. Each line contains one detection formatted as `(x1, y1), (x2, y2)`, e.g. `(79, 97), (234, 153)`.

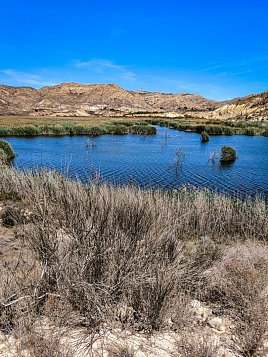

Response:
(198, 90), (268, 121)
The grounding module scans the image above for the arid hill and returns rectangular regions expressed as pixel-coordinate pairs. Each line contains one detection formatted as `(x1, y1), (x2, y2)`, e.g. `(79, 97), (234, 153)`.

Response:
(0, 82), (267, 120)
(0, 83), (220, 116)
(200, 90), (268, 121)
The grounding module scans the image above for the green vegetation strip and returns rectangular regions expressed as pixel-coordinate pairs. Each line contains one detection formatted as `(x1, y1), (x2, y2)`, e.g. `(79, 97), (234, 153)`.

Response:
(146, 119), (268, 136)
(0, 120), (156, 137)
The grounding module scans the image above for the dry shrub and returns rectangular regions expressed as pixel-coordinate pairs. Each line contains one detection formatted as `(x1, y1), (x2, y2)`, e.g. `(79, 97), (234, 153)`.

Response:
(0, 168), (267, 338)
(0, 168), (267, 240)
(0, 253), (40, 335)
(177, 332), (220, 357)
(234, 319), (268, 357)
(206, 241), (268, 356)
(107, 343), (135, 357)
(22, 330), (72, 357)
(0, 205), (24, 227)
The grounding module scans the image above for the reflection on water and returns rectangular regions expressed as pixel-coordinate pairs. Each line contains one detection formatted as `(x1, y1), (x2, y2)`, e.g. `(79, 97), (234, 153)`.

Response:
(3, 126), (268, 198)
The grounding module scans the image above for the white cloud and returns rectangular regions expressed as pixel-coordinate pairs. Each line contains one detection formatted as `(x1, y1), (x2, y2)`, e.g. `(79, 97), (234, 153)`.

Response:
(74, 59), (136, 80)
(0, 69), (56, 87)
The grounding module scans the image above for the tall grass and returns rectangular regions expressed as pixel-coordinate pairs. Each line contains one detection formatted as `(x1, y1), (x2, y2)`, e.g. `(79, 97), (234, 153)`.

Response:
(0, 168), (267, 354)
(0, 121), (156, 137)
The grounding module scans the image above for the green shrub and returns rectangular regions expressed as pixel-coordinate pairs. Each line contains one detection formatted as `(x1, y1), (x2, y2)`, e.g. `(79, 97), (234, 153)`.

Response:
(130, 125), (157, 135)
(0, 140), (15, 161)
(110, 124), (129, 135)
(245, 128), (255, 136)
(223, 127), (235, 136)
(201, 131), (210, 143)
(220, 146), (237, 163)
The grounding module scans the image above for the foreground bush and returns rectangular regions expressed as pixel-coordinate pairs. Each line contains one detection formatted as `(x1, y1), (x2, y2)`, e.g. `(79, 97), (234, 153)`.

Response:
(0, 140), (15, 164)
(0, 168), (267, 347)
(207, 242), (268, 356)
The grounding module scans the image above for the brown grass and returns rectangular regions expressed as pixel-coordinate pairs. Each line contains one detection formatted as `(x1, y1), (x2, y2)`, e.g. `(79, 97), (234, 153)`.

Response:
(177, 332), (220, 357)
(0, 168), (267, 354)
(207, 242), (268, 356)
(107, 343), (135, 357)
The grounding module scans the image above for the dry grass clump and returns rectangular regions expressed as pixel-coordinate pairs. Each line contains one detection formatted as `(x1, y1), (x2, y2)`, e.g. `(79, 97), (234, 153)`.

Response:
(107, 343), (135, 357)
(177, 332), (220, 357)
(0, 167), (267, 240)
(206, 241), (268, 356)
(20, 330), (73, 357)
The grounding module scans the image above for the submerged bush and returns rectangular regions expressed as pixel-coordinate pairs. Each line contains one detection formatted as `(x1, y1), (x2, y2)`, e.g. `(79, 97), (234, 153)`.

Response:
(220, 146), (237, 163)
(200, 131), (210, 143)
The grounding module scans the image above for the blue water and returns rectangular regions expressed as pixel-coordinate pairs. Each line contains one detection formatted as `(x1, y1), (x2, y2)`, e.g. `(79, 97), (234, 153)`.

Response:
(3, 126), (268, 198)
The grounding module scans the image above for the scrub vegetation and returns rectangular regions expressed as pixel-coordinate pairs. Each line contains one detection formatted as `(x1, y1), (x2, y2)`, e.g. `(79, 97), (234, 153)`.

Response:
(0, 168), (268, 355)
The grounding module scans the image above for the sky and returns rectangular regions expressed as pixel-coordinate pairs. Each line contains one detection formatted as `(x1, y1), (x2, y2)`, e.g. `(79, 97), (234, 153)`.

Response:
(0, 0), (268, 100)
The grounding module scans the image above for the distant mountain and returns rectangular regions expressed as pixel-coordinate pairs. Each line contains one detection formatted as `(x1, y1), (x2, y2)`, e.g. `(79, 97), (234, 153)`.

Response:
(0, 82), (267, 120)
(0, 83), (220, 116)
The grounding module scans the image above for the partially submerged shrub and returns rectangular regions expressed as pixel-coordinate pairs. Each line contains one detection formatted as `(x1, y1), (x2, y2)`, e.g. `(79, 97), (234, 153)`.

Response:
(201, 131), (210, 143)
(220, 146), (237, 163)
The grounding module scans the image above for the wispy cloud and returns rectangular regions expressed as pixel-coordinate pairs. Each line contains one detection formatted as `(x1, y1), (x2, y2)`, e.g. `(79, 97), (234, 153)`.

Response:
(74, 59), (137, 81)
(197, 64), (226, 72)
(0, 69), (56, 87)
(1, 55), (267, 100)
(196, 55), (268, 75)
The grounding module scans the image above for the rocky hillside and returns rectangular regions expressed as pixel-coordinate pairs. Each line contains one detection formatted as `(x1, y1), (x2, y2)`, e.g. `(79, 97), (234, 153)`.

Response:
(0, 83), (220, 116)
(0, 82), (267, 120)
(202, 90), (268, 121)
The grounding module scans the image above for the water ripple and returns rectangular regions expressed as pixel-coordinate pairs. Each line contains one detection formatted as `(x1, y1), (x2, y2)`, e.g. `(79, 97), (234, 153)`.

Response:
(4, 125), (268, 199)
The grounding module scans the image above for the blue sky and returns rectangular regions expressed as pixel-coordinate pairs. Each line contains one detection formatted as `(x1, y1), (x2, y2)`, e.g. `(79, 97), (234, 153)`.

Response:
(0, 0), (268, 100)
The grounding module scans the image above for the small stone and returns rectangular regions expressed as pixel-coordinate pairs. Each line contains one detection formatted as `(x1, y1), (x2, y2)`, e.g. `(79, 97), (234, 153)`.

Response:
(190, 299), (201, 309)
(200, 235), (212, 245)
(207, 316), (226, 332)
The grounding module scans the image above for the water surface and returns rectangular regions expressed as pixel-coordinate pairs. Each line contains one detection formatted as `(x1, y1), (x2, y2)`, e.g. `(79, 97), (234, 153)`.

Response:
(3, 126), (268, 198)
